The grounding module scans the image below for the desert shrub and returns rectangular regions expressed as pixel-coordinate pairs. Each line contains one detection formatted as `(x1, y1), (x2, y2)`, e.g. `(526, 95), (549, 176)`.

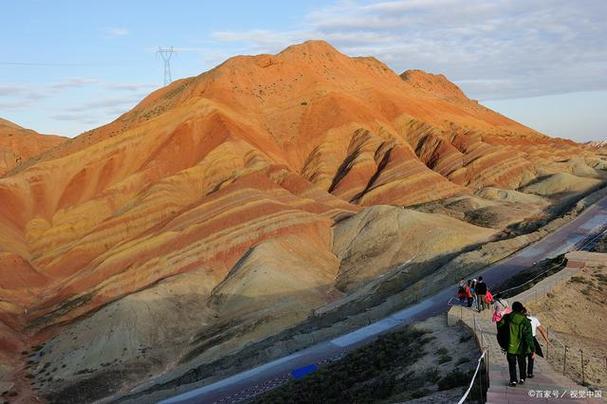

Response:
(437, 370), (471, 390)
(423, 367), (441, 383)
(459, 334), (472, 343)
(570, 276), (591, 284)
(593, 273), (607, 284)
(456, 357), (471, 366)
(410, 388), (432, 399)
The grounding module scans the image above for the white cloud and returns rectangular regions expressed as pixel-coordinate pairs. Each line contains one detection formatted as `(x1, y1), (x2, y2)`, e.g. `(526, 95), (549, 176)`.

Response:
(66, 95), (142, 112)
(51, 112), (96, 122)
(105, 83), (156, 92)
(51, 78), (99, 90)
(210, 0), (607, 100)
(0, 78), (152, 132)
(0, 99), (34, 110)
(103, 27), (129, 37)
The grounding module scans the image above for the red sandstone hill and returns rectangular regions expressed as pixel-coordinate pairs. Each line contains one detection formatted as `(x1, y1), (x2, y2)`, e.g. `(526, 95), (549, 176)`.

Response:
(0, 40), (604, 401)
(0, 118), (65, 176)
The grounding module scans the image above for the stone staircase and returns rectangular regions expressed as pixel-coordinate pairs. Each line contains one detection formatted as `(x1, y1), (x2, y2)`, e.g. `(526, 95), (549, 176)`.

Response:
(448, 267), (604, 403)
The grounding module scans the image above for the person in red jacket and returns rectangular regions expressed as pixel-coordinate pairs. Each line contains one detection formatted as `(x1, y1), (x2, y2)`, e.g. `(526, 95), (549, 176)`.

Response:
(457, 279), (467, 305)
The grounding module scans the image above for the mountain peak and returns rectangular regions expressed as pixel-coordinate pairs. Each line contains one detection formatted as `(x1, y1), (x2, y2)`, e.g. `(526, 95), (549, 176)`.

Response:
(279, 39), (342, 56)
(400, 69), (467, 101)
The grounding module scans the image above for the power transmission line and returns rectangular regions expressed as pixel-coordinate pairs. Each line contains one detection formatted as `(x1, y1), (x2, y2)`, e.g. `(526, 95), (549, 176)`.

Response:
(157, 47), (175, 85)
(0, 62), (102, 66)
(0, 61), (137, 67)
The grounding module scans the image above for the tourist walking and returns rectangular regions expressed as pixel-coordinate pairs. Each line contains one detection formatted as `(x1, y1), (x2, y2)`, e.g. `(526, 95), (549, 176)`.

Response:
(524, 308), (550, 378)
(457, 279), (467, 305)
(496, 301), (535, 387)
(475, 276), (488, 312)
(485, 289), (494, 306)
(470, 279), (477, 308)
(466, 280), (474, 308)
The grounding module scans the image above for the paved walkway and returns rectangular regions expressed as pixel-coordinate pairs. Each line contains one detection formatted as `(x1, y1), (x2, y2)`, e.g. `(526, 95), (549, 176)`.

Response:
(450, 267), (605, 403)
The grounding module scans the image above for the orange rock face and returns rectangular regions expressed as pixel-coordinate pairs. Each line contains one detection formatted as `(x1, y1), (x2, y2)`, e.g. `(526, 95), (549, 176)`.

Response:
(0, 39), (595, 330)
(0, 118), (65, 176)
(0, 40), (604, 400)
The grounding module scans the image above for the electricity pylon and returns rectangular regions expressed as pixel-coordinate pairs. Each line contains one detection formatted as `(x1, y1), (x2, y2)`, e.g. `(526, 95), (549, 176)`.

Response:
(157, 46), (175, 85)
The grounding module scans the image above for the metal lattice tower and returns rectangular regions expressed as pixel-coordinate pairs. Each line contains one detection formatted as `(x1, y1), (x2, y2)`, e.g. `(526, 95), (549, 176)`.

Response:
(157, 46), (175, 85)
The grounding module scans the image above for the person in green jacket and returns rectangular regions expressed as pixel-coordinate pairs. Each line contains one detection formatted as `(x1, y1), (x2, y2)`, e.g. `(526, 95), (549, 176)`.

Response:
(497, 301), (535, 386)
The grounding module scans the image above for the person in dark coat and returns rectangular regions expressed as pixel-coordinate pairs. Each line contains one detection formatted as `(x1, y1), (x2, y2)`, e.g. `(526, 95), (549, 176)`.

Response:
(475, 276), (488, 312)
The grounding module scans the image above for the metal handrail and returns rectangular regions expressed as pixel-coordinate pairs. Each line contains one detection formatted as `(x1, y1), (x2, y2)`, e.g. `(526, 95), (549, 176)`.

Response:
(575, 225), (607, 251)
(540, 327), (607, 385)
(456, 350), (487, 404)
(496, 257), (566, 297)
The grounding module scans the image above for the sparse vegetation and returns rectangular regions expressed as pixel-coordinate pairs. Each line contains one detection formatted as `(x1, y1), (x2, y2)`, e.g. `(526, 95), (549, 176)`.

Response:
(496, 255), (567, 298)
(253, 326), (430, 403)
(591, 232), (607, 253)
(459, 334), (472, 343)
(437, 370), (471, 390)
(423, 367), (441, 383)
(456, 357), (471, 366)
(253, 318), (480, 403)
(570, 275), (591, 284)
(593, 272), (607, 284)
(526, 262), (607, 388)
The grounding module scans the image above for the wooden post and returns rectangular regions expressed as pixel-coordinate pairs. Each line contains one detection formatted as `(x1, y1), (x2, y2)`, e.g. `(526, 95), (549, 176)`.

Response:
(478, 355), (484, 402)
(580, 349), (585, 385)
(563, 345), (568, 374)
(546, 327), (549, 360)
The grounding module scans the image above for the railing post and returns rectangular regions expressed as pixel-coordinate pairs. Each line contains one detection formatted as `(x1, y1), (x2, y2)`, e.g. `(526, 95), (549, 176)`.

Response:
(546, 327), (549, 360)
(563, 345), (568, 375)
(479, 355), (485, 403)
(580, 349), (585, 385)
(485, 344), (490, 391)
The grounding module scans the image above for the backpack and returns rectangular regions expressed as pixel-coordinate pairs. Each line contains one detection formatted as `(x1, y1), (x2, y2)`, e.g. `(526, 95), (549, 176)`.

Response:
(458, 285), (466, 295)
(496, 313), (510, 350)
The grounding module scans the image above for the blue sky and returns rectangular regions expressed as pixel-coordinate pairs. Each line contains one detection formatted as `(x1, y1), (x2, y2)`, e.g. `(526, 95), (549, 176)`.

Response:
(1, 0), (606, 142)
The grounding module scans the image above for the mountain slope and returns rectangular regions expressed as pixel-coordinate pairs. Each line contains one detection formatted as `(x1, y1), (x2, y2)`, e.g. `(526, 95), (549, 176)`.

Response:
(0, 40), (604, 402)
(0, 118), (65, 176)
